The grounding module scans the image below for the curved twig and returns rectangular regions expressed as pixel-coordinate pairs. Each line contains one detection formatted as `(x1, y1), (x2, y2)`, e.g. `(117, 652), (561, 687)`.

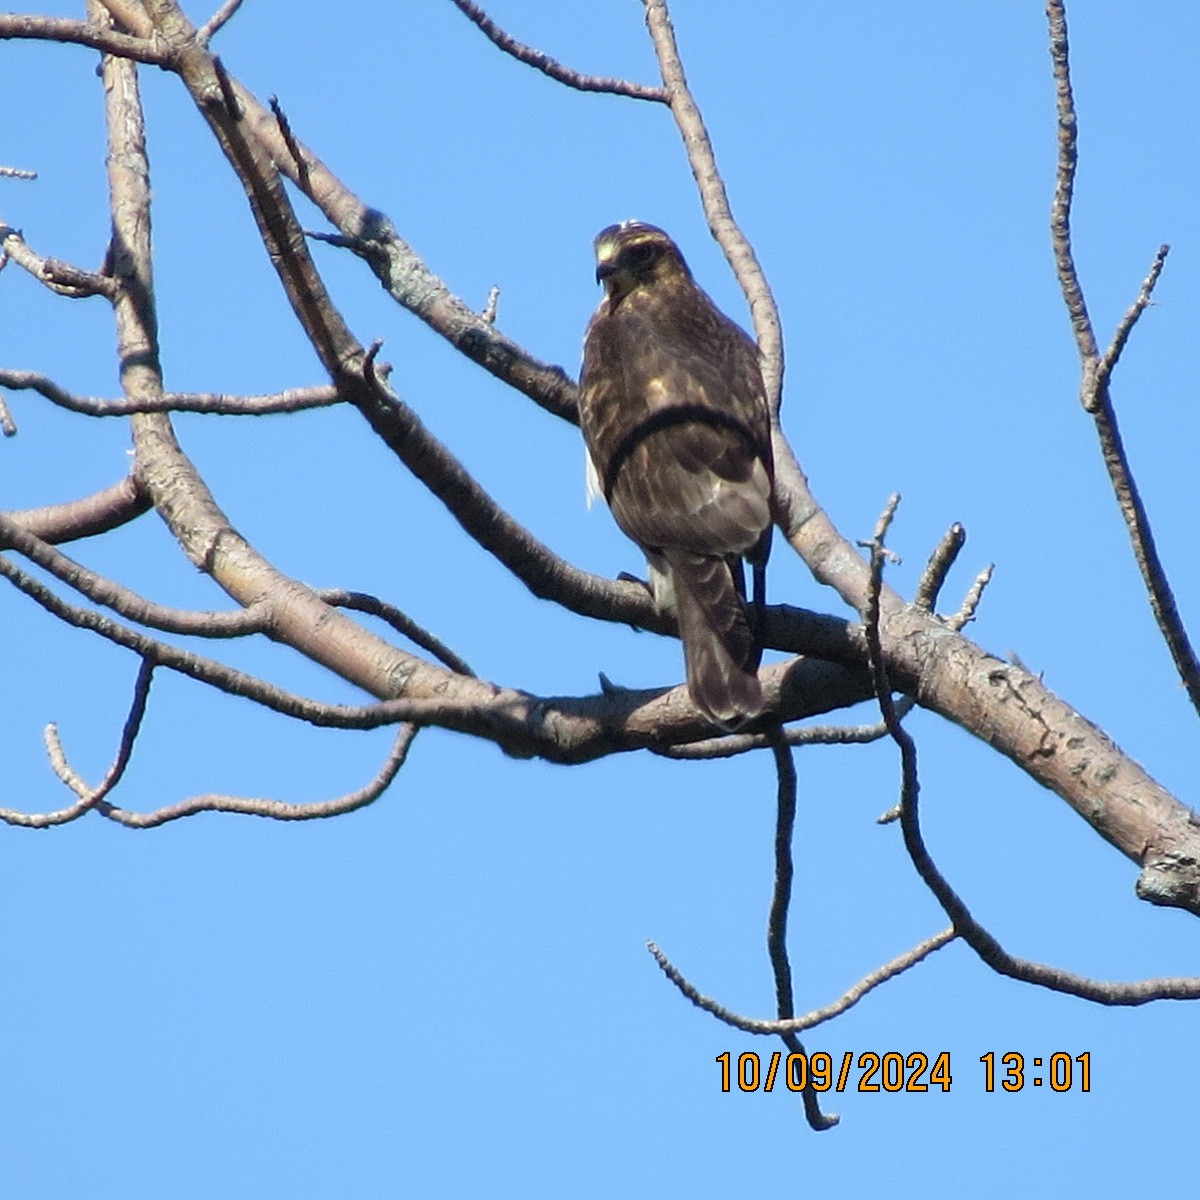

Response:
(448, 0), (667, 103)
(316, 589), (474, 677)
(1, 659), (155, 827)
(648, 926), (957, 1035)
(95, 723), (417, 828)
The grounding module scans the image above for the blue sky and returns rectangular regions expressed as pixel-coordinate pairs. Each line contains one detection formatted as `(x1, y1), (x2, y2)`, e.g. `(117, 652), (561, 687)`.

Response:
(2, 1), (1198, 1195)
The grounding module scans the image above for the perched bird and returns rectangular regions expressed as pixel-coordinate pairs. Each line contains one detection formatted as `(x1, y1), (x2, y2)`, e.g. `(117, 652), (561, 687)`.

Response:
(579, 221), (774, 727)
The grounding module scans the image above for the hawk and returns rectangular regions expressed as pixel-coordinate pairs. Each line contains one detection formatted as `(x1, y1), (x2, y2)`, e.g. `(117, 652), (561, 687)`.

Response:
(579, 221), (774, 727)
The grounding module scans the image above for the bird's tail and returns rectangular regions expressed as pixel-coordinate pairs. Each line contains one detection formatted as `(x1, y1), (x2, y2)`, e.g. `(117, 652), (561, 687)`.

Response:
(665, 549), (764, 729)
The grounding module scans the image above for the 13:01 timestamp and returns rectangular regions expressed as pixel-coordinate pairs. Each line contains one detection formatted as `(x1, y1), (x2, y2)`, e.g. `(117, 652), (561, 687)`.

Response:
(980, 1052), (1090, 1092)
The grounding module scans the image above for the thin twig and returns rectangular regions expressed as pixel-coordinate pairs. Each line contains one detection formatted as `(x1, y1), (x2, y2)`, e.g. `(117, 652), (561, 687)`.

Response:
(197, 0), (242, 44)
(2, 660), (155, 826)
(269, 94), (310, 191)
(648, 926), (957, 1035)
(47, 659), (154, 802)
(766, 731), (797, 1022)
(448, 0), (667, 103)
(0, 393), (16, 436)
(0, 369), (341, 416)
(3, 718), (417, 829)
(316, 589), (475, 676)
(1047, 0), (1097, 361)
(0, 165), (38, 180)
(1046, 0), (1200, 718)
(481, 284), (500, 326)
(1098, 244), (1170, 385)
(656, 699), (915, 760)
(946, 564), (993, 632)
(96, 724), (417, 828)
(761, 729), (836, 1130)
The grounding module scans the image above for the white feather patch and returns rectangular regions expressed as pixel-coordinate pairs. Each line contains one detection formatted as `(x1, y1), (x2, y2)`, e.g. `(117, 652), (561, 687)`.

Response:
(584, 448), (605, 509)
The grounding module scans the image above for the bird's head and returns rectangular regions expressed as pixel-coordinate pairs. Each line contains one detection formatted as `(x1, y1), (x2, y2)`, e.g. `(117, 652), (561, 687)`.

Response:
(593, 221), (692, 302)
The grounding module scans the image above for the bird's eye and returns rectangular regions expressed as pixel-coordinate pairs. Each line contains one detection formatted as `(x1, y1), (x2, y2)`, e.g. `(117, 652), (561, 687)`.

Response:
(624, 242), (658, 269)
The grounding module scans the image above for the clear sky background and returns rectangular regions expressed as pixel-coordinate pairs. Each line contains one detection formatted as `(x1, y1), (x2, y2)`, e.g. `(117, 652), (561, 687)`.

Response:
(2, 1), (1198, 1195)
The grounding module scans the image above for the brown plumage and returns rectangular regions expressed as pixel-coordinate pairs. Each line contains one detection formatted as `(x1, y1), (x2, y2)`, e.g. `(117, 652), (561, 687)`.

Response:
(579, 221), (774, 728)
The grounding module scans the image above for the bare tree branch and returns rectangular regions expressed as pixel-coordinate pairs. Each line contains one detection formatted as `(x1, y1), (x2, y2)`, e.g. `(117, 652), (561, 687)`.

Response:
(94, 724), (417, 828)
(3, 707), (417, 830)
(1099, 244), (1170, 383)
(648, 926), (958, 1035)
(1047, 0), (1097, 361)
(5, 0), (1187, 918)
(946, 564), (993, 632)
(96, 0), (154, 39)
(1046, 1), (1200, 718)
(0, 659), (154, 827)
(448, 0), (668, 103)
(654, 699), (916, 761)
(0, 223), (116, 298)
(913, 524), (967, 612)
(315, 589), (474, 677)
(198, 0), (243, 45)
(766, 732), (797, 1025)
(641, 0), (784, 414)
(0, 13), (169, 65)
(0, 510), (270, 637)
(0, 368), (341, 416)
(863, 500), (1200, 1005)
(1, 476), (151, 545)
(0, 541), (872, 763)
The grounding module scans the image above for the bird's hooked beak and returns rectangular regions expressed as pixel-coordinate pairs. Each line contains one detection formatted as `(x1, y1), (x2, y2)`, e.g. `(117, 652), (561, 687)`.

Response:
(595, 260), (616, 285)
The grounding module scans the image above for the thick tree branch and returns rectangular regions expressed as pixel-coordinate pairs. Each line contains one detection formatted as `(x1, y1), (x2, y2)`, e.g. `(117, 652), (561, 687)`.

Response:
(0, 543), (873, 761)
(1, 476), (151, 545)
(0, 12), (169, 65)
